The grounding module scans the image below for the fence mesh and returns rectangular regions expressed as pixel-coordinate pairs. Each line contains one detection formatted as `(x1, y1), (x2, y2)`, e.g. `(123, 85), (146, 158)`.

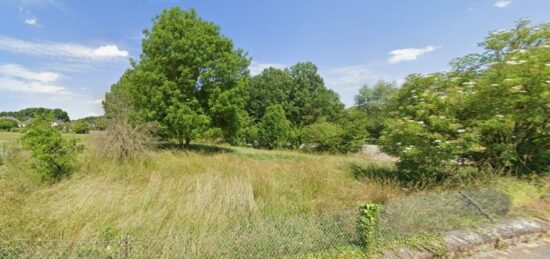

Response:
(0, 189), (510, 258)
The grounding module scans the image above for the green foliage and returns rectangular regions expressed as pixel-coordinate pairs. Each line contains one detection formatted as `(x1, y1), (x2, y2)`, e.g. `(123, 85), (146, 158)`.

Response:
(20, 117), (83, 180)
(380, 20), (550, 180)
(258, 105), (290, 149)
(358, 203), (382, 249)
(128, 7), (249, 146)
(71, 121), (90, 134)
(303, 121), (345, 153)
(0, 118), (18, 131)
(0, 108), (69, 122)
(302, 119), (367, 154)
(246, 67), (294, 123)
(77, 116), (107, 131)
(354, 80), (397, 140)
(247, 63), (344, 126)
(166, 103), (210, 147)
(287, 62), (344, 126)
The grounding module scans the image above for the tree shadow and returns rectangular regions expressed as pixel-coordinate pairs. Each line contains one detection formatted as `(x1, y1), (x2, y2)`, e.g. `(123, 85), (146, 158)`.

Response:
(158, 142), (234, 155)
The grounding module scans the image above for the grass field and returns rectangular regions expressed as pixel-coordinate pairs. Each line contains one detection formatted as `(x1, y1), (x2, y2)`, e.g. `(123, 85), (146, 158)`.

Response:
(0, 132), (548, 257)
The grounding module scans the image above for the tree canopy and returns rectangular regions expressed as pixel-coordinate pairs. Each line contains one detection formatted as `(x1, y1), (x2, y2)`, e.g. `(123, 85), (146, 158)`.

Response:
(128, 7), (249, 146)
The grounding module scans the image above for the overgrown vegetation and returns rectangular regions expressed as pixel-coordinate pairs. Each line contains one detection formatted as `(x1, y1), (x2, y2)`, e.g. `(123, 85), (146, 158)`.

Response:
(380, 20), (550, 180)
(0, 7), (548, 258)
(19, 117), (83, 181)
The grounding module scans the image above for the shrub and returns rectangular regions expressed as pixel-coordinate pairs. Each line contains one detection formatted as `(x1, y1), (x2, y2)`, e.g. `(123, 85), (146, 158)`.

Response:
(302, 119), (367, 154)
(95, 121), (155, 161)
(71, 121), (90, 134)
(0, 118), (18, 131)
(258, 105), (290, 149)
(20, 117), (83, 181)
(380, 20), (550, 180)
(302, 121), (345, 153)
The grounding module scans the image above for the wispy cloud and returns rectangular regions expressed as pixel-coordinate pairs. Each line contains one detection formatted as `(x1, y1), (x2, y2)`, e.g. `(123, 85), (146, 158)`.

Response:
(87, 99), (103, 105)
(249, 61), (286, 76)
(494, 1), (512, 8)
(0, 64), (71, 95)
(322, 65), (377, 89)
(387, 45), (437, 64)
(0, 36), (129, 61)
(15, 0), (68, 14)
(24, 16), (40, 27)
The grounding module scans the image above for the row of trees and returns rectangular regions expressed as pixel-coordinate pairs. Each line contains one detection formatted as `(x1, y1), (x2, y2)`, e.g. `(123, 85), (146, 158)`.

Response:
(104, 7), (368, 153)
(0, 108), (70, 122)
(102, 7), (548, 178)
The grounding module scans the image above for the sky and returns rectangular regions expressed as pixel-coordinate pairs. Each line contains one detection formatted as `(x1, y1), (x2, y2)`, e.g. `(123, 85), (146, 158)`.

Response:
(0, 0), (549, 119)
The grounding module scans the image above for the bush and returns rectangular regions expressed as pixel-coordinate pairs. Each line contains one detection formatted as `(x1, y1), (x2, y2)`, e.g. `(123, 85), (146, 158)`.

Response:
(302, 119), (367, 154)
(380, 20), (550, 180)
(0, 118), (18, 131)
(71, 121), (90, 134)
(20, 117), (83, 181)
(302, 121), (345, 153)
(258, 105), (290, 149)
(95, 121), (155, 161)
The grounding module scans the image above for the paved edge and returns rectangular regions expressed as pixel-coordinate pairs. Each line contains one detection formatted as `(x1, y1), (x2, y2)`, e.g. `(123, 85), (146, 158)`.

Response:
(380, 218), (550, 258)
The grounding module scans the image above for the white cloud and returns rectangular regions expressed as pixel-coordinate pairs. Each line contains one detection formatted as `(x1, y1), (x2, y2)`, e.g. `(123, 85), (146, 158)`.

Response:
(0, 35), (129, 61)
(387, 45), (437, 64)
(87, 99), (103, 105)
(24, 16), (40, 27)
(249, 61), (286, 76)
(322, 65), (377, 89)
(0, 64), (70, 95)
(494, 1), (512, 8)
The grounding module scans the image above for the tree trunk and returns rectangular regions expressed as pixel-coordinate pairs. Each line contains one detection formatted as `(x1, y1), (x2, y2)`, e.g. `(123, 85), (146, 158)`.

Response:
(185, 138), (191, 148)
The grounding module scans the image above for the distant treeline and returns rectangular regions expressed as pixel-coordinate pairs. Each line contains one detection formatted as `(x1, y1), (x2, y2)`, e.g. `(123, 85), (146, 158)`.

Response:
(0, 108), (70, 122)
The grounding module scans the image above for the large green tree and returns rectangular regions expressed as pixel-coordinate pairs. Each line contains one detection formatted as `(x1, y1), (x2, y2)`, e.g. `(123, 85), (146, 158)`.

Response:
(129, 7), (249, 147)
(287, 62), (344, 126)
(380, 20), (550, 180)
(246, 67), (293, 123)
(246, 62), (344, 126)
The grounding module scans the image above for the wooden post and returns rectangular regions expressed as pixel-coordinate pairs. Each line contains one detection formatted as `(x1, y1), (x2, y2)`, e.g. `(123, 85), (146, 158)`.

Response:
(124, 235), (129, 259)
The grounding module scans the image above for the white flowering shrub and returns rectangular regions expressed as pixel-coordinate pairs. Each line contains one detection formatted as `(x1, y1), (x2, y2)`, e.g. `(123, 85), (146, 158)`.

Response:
(381, 20), (550, 181)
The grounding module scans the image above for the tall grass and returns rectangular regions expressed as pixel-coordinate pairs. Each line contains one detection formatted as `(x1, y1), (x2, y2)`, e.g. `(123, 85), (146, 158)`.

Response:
(0, 135), (402, 257)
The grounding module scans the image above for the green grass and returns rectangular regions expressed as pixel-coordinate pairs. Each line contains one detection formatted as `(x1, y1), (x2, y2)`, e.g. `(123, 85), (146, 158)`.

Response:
(0, 133), (400, 257)
(0, 132), (547, 258)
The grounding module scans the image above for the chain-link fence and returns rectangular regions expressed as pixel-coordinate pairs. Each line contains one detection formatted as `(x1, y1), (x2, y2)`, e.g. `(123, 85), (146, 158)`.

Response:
(0, 210), (360, 258)
(0, 189), (510, 258)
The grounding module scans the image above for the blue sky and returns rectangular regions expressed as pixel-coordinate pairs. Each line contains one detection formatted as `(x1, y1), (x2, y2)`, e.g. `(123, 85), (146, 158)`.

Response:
(0, 0), (548, 119)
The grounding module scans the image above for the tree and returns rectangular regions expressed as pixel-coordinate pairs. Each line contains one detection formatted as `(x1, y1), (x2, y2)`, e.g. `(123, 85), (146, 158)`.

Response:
(287, 62), (344, 126)
(258, 105), (290, 149)
(129, 7), (249, 147)
(101, 69), (155, 160)
(246, 62), (344, 126)
(355, 80), (397, 112)
(380, 20), (550, 181)
(20, 117), (83, 181)
(0, 117), (18, 131)
(246, 67), (294, 123)
(0, 108), (70, 122)
(355, 80), (397, 140)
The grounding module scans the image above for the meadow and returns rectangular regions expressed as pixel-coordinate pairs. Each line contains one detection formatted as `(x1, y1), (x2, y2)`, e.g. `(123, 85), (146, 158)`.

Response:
(0, 132), (548, 257)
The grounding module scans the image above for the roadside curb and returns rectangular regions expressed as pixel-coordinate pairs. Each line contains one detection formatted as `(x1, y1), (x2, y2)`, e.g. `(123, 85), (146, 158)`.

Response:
(381, 218), (550, 258)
